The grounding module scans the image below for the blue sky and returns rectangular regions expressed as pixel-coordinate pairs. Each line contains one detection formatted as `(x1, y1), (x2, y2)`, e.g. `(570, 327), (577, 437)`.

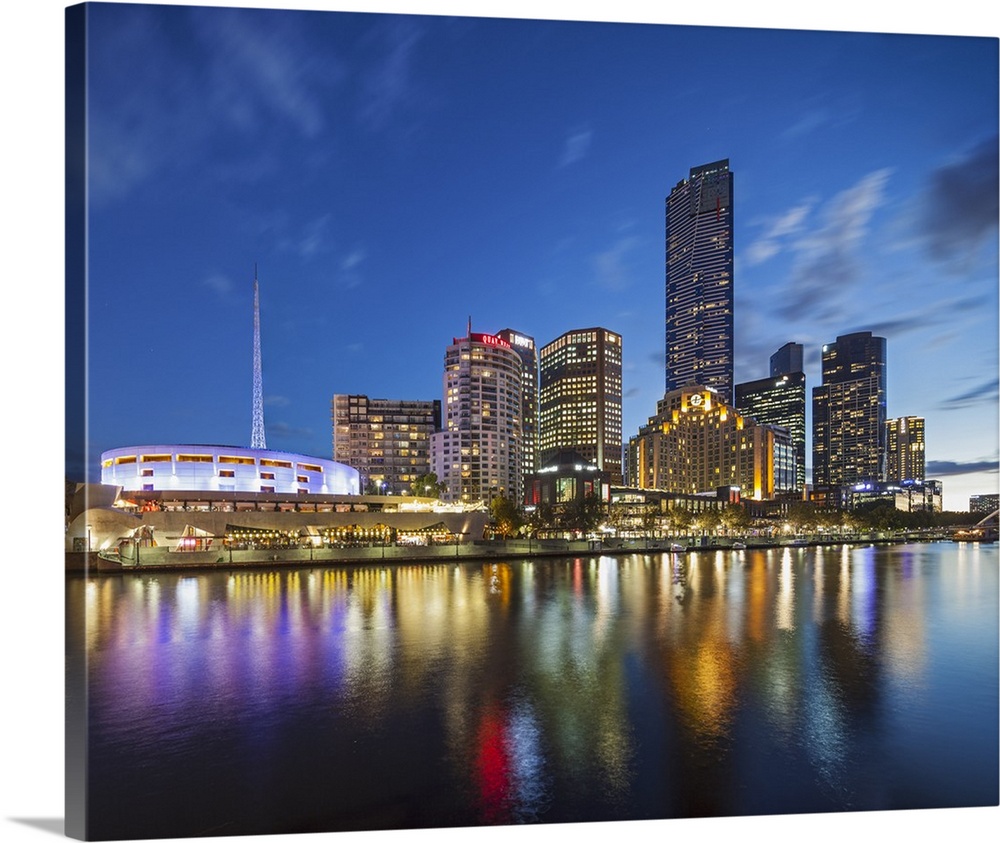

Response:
(68, 2), (999, 510)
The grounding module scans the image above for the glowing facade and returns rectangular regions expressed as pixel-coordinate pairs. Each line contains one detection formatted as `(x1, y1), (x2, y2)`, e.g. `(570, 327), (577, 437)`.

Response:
(430, 330), (523, 504)
(665, 159), (735, 403)
(627, 385), (789, 500)
(497, 328), (539, 481)
(539, 327), (623, 485)
(101, 444), (360, 495)
(885, 416), (925, 483)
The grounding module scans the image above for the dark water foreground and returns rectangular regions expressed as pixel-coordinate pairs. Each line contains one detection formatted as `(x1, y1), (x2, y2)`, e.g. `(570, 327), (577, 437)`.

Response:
(67, 542), (998, 840)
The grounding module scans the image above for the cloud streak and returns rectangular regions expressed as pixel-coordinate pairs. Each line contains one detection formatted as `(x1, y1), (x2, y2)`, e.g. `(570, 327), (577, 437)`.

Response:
(776, 169), (891, 320)
(926, 459), (999, 477)
(915, 135), (999, 268)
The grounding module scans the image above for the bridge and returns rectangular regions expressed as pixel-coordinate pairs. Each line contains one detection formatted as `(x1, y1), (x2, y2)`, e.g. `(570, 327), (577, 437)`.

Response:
(952, 508), (998, 542)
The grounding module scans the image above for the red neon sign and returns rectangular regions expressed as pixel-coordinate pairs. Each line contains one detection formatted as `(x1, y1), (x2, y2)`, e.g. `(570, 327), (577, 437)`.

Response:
(470, 333), (511, 350)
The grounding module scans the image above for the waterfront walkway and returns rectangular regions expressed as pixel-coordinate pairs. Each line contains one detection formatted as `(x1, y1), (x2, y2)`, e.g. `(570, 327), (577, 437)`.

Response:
(66, 531), (983, 574)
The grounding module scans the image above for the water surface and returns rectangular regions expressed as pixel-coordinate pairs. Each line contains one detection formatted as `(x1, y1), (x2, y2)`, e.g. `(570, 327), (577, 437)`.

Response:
(67, 543), (999, 839)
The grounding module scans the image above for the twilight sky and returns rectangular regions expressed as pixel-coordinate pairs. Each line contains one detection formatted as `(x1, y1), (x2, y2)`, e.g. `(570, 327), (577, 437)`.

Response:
(70, 1), (998, 510)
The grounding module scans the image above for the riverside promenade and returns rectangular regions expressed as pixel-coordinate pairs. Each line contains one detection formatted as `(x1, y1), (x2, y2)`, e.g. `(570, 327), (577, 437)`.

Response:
(67, 532), (961, 574)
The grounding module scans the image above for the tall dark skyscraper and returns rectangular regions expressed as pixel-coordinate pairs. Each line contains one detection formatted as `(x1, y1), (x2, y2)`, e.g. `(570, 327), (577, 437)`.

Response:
(735, 370), (807, 493)
(665, 159), (734, 403)
(497, 328), (539, 483)
(812, 331), (887, 489)
(770, 341), (803, 378)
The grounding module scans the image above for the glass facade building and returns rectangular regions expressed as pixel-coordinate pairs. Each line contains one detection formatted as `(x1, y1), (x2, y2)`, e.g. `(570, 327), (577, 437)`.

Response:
(735, 369), (806, 492)
(539, 327), (623, 485)
(812, 331), (887, 489)
(665, 159), (735, 403)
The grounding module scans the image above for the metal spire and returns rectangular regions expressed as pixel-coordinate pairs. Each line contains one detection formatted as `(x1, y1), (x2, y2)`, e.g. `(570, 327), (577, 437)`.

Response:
(250, 266), (267, 449)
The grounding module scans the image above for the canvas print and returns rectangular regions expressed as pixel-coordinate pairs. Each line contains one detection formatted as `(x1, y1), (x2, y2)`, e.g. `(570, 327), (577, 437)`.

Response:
(64, 2), (999, 841)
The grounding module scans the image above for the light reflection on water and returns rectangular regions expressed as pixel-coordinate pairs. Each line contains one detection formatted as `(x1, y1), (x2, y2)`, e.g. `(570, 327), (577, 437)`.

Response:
(70, 543), (999, 839)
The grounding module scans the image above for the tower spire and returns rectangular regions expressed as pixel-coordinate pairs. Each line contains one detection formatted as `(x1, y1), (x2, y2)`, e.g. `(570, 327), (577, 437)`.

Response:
(250, 267), (267, 449)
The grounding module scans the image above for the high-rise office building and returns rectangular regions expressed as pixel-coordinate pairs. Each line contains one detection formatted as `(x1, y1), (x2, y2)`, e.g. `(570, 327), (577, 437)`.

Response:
(539, 327), (623, 485)
(332, 395), (441, 495)
(770, 341), (803, 378)
(627, 385), (792, 499)
(885, 416), (925, 483)
(736, 347), (806, 492)
(430, 329), (523, 504)
(665, 159), (735, 402)
(497, 328), (539, 483)
(812, 331), (887, 489)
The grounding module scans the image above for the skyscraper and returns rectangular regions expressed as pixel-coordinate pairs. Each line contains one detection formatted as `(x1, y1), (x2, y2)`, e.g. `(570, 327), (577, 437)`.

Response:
(770, 341), (803, 378)
(885, 416), (926, 483)
(539, 327), (623, 485)
(665, 159), (735, 402)
(812, 331), (887, 489)
(430, 328), (523, 504)
(736, 343), (807, 492)
(497, 328), (539, 483)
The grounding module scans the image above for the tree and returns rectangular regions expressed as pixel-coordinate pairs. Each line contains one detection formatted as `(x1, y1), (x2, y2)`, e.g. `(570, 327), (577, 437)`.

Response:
(667, 506), (693, 536)
(490, 495), (523, 539)
(410, 473), (446, 498)
(720, 503), (750, 535)
(560, 495), (607, 535)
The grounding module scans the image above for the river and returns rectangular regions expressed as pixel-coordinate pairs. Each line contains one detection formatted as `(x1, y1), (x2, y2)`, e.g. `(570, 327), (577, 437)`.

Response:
(66, 542), (998, 839)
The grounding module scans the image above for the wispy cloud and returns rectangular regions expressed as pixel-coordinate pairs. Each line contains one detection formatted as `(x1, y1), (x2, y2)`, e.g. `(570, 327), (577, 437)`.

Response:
(559, 127), (593, 167)
(926, 458), (999, 476)
(913, 135), (999, 269)
(266, 420), (314, 441)
(777, 169), (891, 319)
(937, 377), (1000, 411)
(744, 200), (815, 266)
(358, 19), (425, 132)
(203, 273), (235, 297)
(593, 234), (639, 291)
(264, 395), (291, 407)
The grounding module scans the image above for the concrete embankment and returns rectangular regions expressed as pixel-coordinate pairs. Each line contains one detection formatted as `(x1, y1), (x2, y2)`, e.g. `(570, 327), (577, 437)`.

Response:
(67, 534), (943, 574)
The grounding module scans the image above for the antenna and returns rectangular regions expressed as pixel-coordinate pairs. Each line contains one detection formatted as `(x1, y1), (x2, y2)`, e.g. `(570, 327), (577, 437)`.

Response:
(250, 269), (267, 449)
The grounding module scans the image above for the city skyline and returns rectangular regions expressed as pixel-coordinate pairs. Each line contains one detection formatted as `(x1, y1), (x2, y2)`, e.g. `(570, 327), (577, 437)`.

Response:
(65, 3), (998, 512)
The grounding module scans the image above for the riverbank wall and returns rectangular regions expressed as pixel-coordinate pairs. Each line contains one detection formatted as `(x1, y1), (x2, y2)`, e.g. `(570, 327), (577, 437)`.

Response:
(67, 533), (966, 574)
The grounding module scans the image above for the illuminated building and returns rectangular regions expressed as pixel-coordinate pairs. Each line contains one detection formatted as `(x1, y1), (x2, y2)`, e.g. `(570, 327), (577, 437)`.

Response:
(100, 444), (359, 495)
(538, 327), (623, 484)
(430, 328), (523, 504)
(332, 395), (441, 495)
(665, 159), (734, 403)
(735, 367), (806, 492)
(524, 448), (610, 509)
(885, 416), (925, 483)
(496, 328), (539, 482)
(970, 493), (999, 515)
(848, 479), (942, 513)
(99, 274), (361, 499)
(627, 385), (787, 499)
(812, 331), (887, 489)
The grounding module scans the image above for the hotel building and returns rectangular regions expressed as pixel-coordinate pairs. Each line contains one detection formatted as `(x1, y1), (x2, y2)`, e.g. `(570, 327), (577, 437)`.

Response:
(812, 331), (887, 489)
(497, 328), (539, 482)
(430, 329), (523, 504)
(538, 327), (623, 485)
(885, 416), (925, 483)
(332, 395), (441, 495)
(665, 159), (735, 403)
(627, 385), (792, 500)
